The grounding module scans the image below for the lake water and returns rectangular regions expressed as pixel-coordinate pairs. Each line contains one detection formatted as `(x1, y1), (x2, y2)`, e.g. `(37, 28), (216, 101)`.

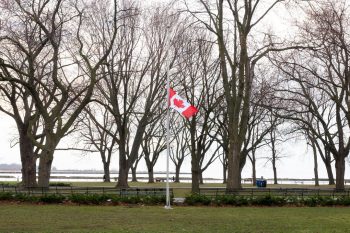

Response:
(0, 170), (334, 185)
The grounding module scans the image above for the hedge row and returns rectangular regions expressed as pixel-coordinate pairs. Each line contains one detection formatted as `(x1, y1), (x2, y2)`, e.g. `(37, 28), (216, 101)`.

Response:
(2, 192), (350, 206)
(185, 194), (350, 207)
(0, 192), (166, 205)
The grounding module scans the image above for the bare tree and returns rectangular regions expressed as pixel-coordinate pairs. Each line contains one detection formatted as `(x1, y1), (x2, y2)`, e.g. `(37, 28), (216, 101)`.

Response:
(175, 27), (222, 193)
(93, 5), (181, 188)
(264, 110), (285, 185)
(243, 77), (281, 185)
(185, 0), (301, 190)
(0, 2), (46, 187)
(0, 83), (41, 187)
(77, 104), (118, 182)
(0, 0), (120, 187)
(142, 110), (167, 183)
(170, 115), (190, 183)
(271, 0), (350, 190)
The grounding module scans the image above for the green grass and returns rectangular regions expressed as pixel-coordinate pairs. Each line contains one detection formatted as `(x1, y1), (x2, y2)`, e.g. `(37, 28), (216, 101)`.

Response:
(0, 204), (350, 232)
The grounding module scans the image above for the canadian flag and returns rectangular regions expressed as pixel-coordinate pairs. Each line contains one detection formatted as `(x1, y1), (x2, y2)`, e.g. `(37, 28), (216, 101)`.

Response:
(169, 88), (198, 119)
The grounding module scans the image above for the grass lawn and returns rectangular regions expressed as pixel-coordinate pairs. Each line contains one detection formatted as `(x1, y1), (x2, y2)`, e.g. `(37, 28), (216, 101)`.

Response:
(0, 204), (350, 232)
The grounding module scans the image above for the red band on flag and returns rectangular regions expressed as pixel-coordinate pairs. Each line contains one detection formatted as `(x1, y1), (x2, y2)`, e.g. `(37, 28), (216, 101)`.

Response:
(169, 88), (176, 99)
(181, 106), (198, 119)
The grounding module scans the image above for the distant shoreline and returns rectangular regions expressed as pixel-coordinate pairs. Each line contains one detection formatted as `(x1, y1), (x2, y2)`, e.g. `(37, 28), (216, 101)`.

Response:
(0, 170), (344, 183)
(0, 170), (192, 175)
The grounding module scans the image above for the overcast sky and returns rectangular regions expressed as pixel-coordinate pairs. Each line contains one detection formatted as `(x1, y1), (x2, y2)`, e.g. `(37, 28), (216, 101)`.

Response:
(0, 1), (349, 181)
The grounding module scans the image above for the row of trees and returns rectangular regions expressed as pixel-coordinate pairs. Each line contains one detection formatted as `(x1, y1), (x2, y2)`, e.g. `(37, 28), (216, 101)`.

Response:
(0, 0), (349, 191)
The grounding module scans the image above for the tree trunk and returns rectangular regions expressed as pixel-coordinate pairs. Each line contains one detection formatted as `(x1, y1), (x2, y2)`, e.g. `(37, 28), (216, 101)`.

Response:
(310, 140), (319, 186)
(37, 153), (53, 188)
(199, 171), (203, 184)
(252, 159), (256, 186)
(335, 156), (345, 190)
(116, 153), (129, 188)
(226, 143), (241, 191)
(19, 132), (37, 187)
(117, 166), (130, 187)
(270, 130), (278, 185)
(103, 162), (111, 182)
(131, 167), (137, 182)
(145, 156), (154, 183)
(190, 118), (200, 193)
(191, 155), (200, 193)
(272, 160), (278, 185)
(223, 163), (227, 184)
(148, 167), (154, 183)
(324, 159), (335, 185)
(175, 165), (181, 183)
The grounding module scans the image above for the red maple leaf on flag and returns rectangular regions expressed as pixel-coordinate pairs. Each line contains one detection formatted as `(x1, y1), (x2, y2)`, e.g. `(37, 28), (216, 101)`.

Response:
(173, 98), (185, 108)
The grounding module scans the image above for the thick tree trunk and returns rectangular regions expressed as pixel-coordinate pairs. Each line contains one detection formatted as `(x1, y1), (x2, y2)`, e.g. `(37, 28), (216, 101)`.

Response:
(103, 162), (111, 182)
(117, 153), (129, 188)
(117, 166), (130, 188)
(38, 153), (53, 188)
(145, 157), (154, 183)
(199, 171), (204, 184)
(21, 157), (37, 187)
(131, 167), (137, 182)
(191, 155), (200, 193)
(325, 160), (335, 185)
(227, 144), (241, 191)
(19, 133), (37, 187)
(148, 167), (154, 183)
(101, 151), (111, 182)
(223, 164), (227, 184)
(335, 156), (346, 190)
(175, 165), (181, 183)
(37, 135), (58, 188)
(190, 118), (200, 193)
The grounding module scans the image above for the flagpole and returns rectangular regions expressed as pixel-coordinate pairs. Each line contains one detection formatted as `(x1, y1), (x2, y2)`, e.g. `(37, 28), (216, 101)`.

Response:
(165, 52), (172, 210)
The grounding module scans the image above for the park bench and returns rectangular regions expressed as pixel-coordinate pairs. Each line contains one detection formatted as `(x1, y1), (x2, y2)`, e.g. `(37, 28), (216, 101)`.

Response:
(155, 178), (166, 182)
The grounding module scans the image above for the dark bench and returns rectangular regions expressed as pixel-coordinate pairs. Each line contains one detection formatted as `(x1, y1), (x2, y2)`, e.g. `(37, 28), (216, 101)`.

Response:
(155, 178), (166, 182)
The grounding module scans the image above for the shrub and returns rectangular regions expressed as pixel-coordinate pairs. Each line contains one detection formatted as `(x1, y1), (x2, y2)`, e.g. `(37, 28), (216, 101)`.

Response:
(0, 192), (14, 201)
(185, 194), (211, 206)
(69, 194), (112, 204)
(340, 197), (350, 206)
(39, 194), (65, 203)
(214, 195), (248, 206)
(142, 195), (166, 205)
(119, 196), (142, 204)
(302, 197), (321, 207)
(236, 196), (249, 206)
(68, 193), (167, 205)
(13, 193), (38, 202)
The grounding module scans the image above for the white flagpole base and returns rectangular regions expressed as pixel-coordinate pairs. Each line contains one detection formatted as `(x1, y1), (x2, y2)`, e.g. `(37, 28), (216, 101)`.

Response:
(164, 205), (173, 210)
